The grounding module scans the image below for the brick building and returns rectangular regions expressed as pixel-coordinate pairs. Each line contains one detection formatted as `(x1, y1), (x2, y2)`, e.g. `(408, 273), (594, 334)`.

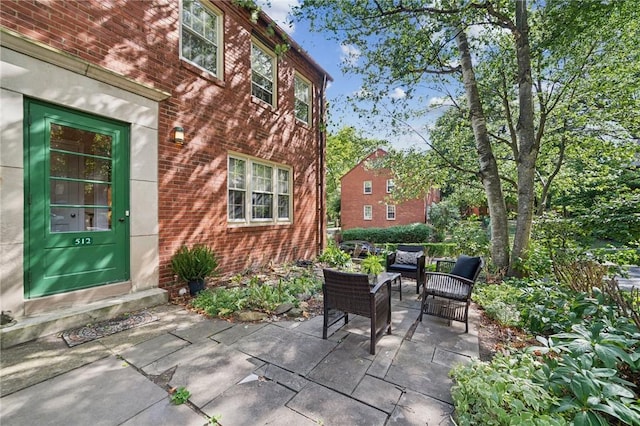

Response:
(0, 1), (330, 332)
(340, 149), (440, 230)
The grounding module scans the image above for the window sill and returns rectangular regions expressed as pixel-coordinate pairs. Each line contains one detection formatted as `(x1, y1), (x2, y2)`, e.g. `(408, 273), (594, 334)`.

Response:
(251, 96), (278, 115)
(226, 222), (293, 232)
(180, 59), (225, 88)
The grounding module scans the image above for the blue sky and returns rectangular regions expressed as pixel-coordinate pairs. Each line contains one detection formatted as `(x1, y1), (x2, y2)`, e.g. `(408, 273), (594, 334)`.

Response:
(258, 0), (448, 151)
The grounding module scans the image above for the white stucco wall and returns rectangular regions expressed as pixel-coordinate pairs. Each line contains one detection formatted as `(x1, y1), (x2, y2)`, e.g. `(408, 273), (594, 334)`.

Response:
(0, 44), (162, 317)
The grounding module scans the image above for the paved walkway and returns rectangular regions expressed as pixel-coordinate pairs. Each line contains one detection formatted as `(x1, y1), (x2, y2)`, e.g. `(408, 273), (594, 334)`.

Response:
(0, 282), (479, 425)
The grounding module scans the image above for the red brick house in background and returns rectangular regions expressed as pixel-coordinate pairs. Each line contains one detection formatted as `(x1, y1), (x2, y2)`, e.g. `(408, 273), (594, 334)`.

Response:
(340, 149), (440, 230)
(0, 0), (330, 342)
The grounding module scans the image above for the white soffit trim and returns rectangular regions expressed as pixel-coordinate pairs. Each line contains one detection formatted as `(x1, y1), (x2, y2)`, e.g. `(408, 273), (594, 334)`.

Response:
(0, 26), (170, 102)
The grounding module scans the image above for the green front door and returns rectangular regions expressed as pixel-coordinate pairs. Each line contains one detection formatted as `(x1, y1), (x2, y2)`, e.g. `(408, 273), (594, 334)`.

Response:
(25, 100), (130, 298)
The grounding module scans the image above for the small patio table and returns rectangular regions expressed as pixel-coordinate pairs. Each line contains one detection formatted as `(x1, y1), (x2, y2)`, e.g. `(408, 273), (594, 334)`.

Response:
(372, 272), (402, 300)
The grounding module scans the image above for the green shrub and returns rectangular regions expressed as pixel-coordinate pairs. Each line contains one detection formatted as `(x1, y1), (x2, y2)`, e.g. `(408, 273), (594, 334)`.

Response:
(361, 253), (384, 275)
(171, 244), (219, 282)
(450, 352), (566, 425)
(191, 273), (322, 317)
(591, 246), (640, 266)
(451, 220), (490, 258)
(473, 282), (522, 327)
(342, 223), (434, 244)
(429, 200), (461, 241)
(423, 243), (458, 257)
(317, 241), (351, 267)
(532, 318), (640, 426)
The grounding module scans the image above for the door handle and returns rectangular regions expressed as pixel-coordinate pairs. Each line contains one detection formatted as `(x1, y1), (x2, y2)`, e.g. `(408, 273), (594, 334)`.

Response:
(118, 217), (125, 222)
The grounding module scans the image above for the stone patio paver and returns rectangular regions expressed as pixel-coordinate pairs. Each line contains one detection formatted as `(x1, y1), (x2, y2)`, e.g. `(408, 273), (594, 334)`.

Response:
(201, 379), (296, 425)
(388, 389), (455, 425)
(0, 280), (480, 426)
(119, 397), (206, 426)
(308, 333), (372, 394)
(142, 340), (257, 407)
(232, 324), (337, 375)
(352, 374), (403, 414)
(1, 356), (167, 426)
(171, 317), (234, 342)
(288, 382), (388, 426)
(119, 333), (190, 368)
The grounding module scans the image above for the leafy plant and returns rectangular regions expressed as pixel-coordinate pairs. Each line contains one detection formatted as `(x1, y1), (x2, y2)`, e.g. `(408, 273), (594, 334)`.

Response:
(361, 253), (384, 275)
(428, 200), (461, 242)
(450, 352), (566, 425)
(317, 241), (351, 268)
(170, 386), (191, 405)
(171, 245), (219, 282)
(191, 271), (322, 317)
(473, 282), (522, 327)
(532, 320), (640, 426)
(450, 220), (490, 259)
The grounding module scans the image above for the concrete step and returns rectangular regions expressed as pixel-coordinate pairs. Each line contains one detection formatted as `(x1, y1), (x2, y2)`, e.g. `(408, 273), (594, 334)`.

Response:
(0, 288), (168, 349)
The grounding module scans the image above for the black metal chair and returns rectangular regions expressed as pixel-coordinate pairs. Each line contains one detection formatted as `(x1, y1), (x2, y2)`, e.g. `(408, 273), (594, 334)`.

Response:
(385, 245), (426, 294)
(419, 255), (482, 332)
(322, 269), (392, 355)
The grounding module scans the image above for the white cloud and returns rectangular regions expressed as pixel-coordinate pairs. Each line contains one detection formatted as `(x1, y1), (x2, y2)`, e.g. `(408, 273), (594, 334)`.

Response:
(389, 87), (406, 100)
(428, 96), (454, 108)
(257, 0), (299, 34)
(340, 43), (361, 66)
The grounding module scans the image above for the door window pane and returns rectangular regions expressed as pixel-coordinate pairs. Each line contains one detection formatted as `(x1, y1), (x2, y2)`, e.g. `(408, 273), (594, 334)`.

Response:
(49, 124), (113, 232)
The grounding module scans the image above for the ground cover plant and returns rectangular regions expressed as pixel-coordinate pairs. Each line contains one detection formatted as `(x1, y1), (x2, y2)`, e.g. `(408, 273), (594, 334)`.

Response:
(453, 270), (640, 425)
(190, 265), (322, 318)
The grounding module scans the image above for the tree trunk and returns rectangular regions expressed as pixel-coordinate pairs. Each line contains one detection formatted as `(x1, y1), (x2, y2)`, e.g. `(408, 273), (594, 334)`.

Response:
(456, 28), (510, 272)
(509, 0), (538, 276)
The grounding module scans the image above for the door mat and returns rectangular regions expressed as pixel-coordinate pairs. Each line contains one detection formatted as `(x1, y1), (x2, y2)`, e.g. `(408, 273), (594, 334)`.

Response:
(61, 311), (158, 347)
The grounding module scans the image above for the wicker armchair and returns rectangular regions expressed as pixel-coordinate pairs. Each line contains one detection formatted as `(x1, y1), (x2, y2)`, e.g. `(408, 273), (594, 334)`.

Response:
(418, 255), (482, 332)
(322, 269), (392, 355)
(385, 245), (426, 294)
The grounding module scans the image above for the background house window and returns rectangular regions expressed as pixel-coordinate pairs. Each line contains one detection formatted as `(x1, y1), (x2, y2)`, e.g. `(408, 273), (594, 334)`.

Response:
(294, 74), (311, 124)
(364, 205), (372, 220)
(251, 41), (276, 106)
(386, 204), (396, 220)
(386, 179), (395, 193)
(180, 0), (222, 78)
(228, 155), (291, 225)
(363, 181), (372, 194)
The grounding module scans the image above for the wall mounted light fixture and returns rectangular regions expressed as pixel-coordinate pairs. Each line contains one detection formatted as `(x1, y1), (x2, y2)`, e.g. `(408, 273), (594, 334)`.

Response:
(173, 126), (185, 145)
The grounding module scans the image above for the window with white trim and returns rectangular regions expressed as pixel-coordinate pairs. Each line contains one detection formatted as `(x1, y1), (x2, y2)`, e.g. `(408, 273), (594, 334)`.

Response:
(251, 41), (276, 106)
(386, 179), (395, 193)
(364, 205), (372, 220)
(386, 204), (396, 220)
(363, 180), (372, 194)
(228, 155), (292, 225)
(294, 74), (311, 124)
(180, 0), (223, 78)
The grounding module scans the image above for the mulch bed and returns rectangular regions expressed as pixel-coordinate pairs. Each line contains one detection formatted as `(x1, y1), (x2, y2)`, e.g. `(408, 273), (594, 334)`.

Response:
(476, 307), (538, 362)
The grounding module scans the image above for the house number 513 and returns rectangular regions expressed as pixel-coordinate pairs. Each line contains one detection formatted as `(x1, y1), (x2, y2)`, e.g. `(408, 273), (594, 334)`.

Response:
(73, 237), (92, 246)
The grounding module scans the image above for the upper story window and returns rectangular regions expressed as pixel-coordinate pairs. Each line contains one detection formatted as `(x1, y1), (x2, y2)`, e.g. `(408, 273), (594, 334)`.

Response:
(251, 41), (276, 106)
(180, 0), (223, 78)
(363, 180), (372, 194)
(294, 74), (311, 124)
(228, 154), (292, 225)
(364, 205), (373, 220)
(386, 204), (396, 220)
(386, 179), (395, 193)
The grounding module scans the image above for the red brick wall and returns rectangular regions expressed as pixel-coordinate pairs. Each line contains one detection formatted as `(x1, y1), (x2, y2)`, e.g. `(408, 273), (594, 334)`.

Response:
(340, 149), (439, 230)
(2, 1), (326, 286)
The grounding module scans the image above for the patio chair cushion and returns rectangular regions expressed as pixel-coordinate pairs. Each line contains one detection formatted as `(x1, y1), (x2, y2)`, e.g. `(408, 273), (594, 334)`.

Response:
(396, 250), (423, 265)
(450, 255), (482, 280)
